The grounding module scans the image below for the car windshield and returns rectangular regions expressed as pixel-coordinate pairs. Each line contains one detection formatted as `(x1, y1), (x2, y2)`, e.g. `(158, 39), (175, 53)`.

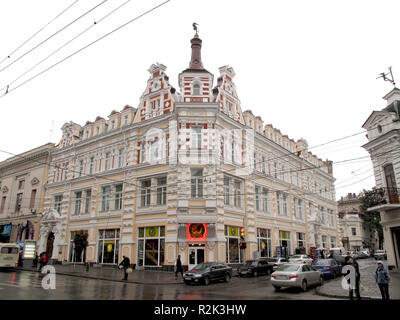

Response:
(290, 255), (303, 259)
(192, 263), (212, 271)
(266, 258), (278, 263)
(277, 264), (300, 272)
(244, 261), (258, 267)
(314, 259), (330, 265)
(376, 251), (385, 253)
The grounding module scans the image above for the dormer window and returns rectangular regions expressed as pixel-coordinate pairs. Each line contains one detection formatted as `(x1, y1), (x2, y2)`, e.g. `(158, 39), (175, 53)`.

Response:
(377, 125), (382, 133)
(193, 83), (201, 95)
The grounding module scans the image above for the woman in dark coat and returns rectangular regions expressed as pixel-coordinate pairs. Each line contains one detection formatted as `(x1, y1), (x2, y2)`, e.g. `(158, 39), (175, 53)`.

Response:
(175, 255), (183, 279)
(375, 261), (390, 300)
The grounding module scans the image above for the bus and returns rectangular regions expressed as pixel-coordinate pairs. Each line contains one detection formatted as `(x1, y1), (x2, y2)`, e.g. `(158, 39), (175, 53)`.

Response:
(0, 243), (20, 269)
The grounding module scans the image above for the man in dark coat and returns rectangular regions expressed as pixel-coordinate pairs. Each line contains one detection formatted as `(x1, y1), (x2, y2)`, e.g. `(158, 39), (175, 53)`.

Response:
(375, 261), (390, 300)
(344, 256), (361, 300)
(175, 255), (183, 279)
(119, 256), (130, 280)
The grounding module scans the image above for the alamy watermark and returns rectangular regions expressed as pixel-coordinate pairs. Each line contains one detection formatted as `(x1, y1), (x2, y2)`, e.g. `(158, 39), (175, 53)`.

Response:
(41, 265), (56, 290)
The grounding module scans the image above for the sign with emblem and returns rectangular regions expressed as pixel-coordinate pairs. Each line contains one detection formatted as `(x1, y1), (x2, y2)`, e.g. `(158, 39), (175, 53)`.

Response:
(187, 223), (207, 241)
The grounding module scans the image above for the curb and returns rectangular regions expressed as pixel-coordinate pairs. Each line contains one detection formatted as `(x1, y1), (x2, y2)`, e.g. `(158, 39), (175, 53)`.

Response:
(315, 285), (382, 300)
(16, 268), (184, 286)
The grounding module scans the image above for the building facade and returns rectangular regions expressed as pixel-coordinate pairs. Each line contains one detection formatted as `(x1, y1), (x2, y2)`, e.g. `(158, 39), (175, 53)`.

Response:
(30, 31), (340, 268)
(362, 87), (400, 269)
(337, 192), (378, 251)
(0, 143), (54, 246)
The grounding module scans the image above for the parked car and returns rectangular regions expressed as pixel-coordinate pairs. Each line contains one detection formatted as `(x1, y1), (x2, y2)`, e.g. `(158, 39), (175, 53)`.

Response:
(345, 251), (359, 259)
(183, 262), (232, 285)
(374, 250), (387, 260)
(311, 259), (342, 278)
(271, 263), (323, 292)
(238, 259), (273, 277)
(288, 254), (313, 264)
(268, 257), (290, 271)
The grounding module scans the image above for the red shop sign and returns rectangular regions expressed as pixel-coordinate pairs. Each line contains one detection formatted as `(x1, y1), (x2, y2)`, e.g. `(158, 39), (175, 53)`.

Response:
(187, 223), (207, 241)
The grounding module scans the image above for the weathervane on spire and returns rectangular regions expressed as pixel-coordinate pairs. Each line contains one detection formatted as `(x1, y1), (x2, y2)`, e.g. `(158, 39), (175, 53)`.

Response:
(193, 22), (199, 35)
(377, 66), (396, 86)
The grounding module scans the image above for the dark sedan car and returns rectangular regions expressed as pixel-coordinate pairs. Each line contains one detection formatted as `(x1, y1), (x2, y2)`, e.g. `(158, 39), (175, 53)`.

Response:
(311, 259), (342, 278)
(238, 259), (273, 277)
(183, 262), (232, 285)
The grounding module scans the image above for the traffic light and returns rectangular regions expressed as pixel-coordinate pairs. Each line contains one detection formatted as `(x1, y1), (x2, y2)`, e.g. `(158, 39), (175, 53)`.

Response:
(239, 242), (247, 249)
(240, 227), (245, 241)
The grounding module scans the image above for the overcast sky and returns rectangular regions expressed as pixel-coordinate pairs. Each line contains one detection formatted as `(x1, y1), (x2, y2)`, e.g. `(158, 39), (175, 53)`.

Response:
(0, 0), (398, 200)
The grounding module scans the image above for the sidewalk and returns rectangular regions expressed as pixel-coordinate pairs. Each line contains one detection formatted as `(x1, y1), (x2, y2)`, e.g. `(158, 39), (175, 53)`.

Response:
(17, 263), (184, 285)
(316, 258), (400, 300)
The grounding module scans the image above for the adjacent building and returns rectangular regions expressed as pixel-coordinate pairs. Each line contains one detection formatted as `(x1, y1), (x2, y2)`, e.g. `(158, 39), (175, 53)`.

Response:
(337, 192), (378, 251)
(362, 87), (400, 269)
(2, 31), (340, 269)
(0, 143), (54, 245)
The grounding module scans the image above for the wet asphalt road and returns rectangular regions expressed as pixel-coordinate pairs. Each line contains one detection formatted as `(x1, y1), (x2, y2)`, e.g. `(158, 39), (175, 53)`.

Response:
(0, 269), (338, 300)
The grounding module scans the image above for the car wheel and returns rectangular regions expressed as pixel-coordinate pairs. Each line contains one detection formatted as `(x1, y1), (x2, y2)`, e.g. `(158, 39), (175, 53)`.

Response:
(225, 273), (231, 283)
(301, 279), (308, 292)
(204, 276), (210, 286)
(253, 270), (258, 277)
(273, 286), (281, 292)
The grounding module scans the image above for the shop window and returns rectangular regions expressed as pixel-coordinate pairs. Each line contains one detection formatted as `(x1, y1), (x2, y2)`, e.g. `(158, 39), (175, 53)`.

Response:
(225, 226), (242, 263)
(257, 228), (272, 257)
(69, 230), (88, 262)
(137, 226), (165, 267)
(279, 230), (291, 256)
(97, 229), (120, 264)
(297, 232), (306, 249)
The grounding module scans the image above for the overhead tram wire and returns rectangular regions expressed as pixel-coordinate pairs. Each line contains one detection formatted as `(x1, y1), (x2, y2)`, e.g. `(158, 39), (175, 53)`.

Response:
(0, 0), (133, 93)
(0, 0), (81, 66)
(0, 0), (172, 97)
(0, 0), (109, 74)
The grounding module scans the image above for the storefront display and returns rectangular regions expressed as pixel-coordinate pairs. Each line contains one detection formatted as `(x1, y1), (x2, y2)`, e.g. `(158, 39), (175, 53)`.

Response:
(97, 229), (120, 264)
(257, 228), (272, 257)
(0, 224), (12, 243)
(23, 240), (36, 258)
(137, 226), (165, 266)
(225, 225), (241, 263)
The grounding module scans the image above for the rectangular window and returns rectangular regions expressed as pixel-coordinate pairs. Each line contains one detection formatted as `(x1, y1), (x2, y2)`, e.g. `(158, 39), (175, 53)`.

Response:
(18, 180), (24, 190)
(105, 152), (111, 171)
(69, 230), (88, 262)
(322, 235), (328, 248)
(297, 198), (303, 219)
(84, 189), (91, 214)
(191, 168), (203, 198)
(0, 196), (6, 214)
(53, 195), (63, 213)
(118, 149), (124, 168)
(279, 231), (291, 256)
(274, 162), (277, 179)
(262, 188), (269, 213)
(156, 177), (167, 205)
(224, 177), (230, 205)
(191, 126), (202, 149)
(257, 228), (272, 257)
(225, 226), (242, 263)
(277, 192), (281, 215)
(97, 229), (120, 264)
(321, 207), (326, 224)
(29, 189), (37, 209)
(15, 193), (23, 212)
(140, 142), (146, 163)
(331, 237), (337, 248)
(351, 228), (357, 236)
(255, 186), (260, 211)
(137, 226), (165, 267)
(233, 180), (242, 208)
(74, 191), (82, 215)
(140, 180), (151, 207)
(282, 193), (288, 216)
(89, 157), (94, 175)
(78, 160), (83, 177)
(101, 186), (111, 211)
(114, 184), (123, 210)
(297, 232), (306, 249)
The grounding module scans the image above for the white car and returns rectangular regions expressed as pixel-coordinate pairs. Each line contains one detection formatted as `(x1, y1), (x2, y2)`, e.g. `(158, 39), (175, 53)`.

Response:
(288, 254), (313, 264)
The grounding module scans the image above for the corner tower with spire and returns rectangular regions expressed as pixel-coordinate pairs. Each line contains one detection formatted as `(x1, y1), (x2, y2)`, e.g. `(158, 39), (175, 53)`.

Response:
(178, 26), (214, 103)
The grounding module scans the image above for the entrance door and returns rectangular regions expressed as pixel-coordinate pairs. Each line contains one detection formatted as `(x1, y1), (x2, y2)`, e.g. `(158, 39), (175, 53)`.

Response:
(188, 247), (205, 270)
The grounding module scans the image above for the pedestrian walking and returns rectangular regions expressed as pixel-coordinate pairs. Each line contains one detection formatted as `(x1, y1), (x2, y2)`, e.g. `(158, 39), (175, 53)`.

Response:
(39, 252), (48, 271)
(32, 253), (38, 268)
(119, 256), (130, 280)
(344, 256), (361, 300)
(17, 251), (24, 267)
(175, 255), (183, 279)
(375, 260), (390, 300)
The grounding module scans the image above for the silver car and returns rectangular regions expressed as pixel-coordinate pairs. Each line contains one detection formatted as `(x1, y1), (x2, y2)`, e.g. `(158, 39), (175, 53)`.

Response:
(269, 257), (290, 271)
(271, 263), (324, 292)
(288, 254), (313, 264)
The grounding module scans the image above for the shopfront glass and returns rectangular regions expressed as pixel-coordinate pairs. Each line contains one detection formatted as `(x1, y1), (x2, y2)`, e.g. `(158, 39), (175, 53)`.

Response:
(225, 226), (241, 263)
(257, 228), (272, 257)
(97, 229), (120, 264)
(137, 226), (165, 266)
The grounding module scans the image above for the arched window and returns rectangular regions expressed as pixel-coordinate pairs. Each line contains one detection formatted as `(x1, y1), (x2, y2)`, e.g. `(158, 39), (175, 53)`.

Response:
(193, 83), (200, 95)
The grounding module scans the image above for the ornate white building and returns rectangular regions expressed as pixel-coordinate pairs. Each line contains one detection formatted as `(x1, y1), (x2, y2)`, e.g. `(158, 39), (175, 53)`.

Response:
(2, 30), (339, 268)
